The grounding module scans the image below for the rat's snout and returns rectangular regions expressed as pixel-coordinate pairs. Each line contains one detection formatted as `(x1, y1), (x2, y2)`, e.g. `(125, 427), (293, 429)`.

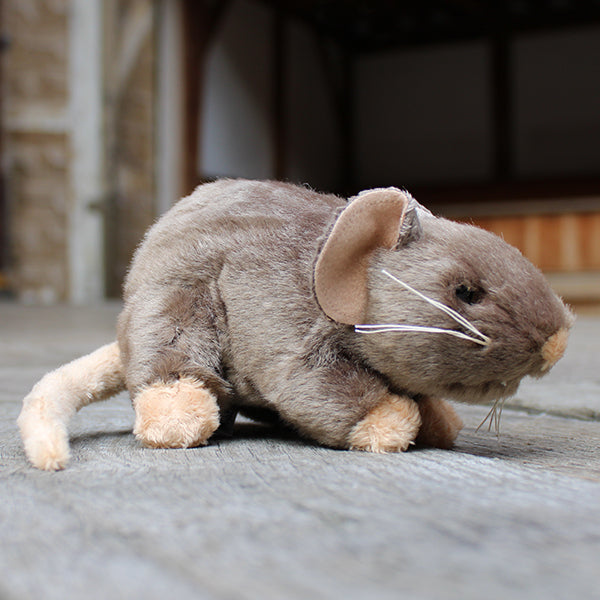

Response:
(540, 327), (569, 372)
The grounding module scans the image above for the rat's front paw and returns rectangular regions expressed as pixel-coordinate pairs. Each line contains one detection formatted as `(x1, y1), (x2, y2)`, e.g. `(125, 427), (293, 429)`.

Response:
(348, 394), (421, 453)
(416, 397), (463, 449)
(133, 378), (220, 448)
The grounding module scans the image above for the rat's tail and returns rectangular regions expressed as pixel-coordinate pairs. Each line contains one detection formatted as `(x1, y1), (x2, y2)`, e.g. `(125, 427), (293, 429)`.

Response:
(17, 342), (125, 471)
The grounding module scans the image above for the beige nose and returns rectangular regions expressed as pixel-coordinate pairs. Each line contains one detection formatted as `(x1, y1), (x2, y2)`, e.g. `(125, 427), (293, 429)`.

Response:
(541, 328), (569, 372)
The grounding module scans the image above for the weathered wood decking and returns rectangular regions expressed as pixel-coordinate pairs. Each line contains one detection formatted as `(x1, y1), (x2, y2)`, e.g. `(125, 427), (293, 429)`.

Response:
(1, 303), (599, 600)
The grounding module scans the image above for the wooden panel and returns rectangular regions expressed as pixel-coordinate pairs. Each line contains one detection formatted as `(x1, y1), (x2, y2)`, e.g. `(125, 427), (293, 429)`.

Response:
(466, 216), (527, 257)
(559, 214), (580, 271)
(495, 217), (526, 250)
(530, 214), (562, 270)
(522, 216), (542, 267)
(579, 213), (600, 270)
(454, 212), (600, 272)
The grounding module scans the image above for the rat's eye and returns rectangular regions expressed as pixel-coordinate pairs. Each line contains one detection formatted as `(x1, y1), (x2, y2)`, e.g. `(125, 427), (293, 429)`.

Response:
(455, 284), (483, 305)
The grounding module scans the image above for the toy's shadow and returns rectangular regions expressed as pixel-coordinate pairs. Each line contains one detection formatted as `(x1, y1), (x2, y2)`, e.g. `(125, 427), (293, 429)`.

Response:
(70, 428), (132, 445)
(66, 412), (560, 462)
(216, 418), (317, 447)
(67, 419), (314, 450)
(67, 421), (536, 457)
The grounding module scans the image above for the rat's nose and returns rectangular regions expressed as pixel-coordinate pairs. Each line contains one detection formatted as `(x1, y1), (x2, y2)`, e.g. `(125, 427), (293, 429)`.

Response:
(540, 328), (569, 372)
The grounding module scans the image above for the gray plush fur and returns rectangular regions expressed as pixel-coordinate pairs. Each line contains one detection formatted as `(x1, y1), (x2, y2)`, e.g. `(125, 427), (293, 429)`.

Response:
(116, 179), (572, 448)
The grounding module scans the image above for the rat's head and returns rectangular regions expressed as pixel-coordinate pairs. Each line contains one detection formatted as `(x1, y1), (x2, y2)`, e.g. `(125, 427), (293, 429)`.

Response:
(314, 187), (573, 403)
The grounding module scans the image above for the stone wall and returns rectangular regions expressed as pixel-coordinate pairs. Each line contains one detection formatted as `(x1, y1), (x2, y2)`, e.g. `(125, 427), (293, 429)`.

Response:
(2, 0), (157, 302)
(3, 0), (70, 303)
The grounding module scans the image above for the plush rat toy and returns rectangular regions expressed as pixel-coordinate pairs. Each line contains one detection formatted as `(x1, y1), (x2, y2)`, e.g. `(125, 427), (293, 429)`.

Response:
(18, 179), (573, 470)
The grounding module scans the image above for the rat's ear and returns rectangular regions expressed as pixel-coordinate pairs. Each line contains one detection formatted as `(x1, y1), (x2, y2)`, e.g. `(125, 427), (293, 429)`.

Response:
(314, 187), (419, 324)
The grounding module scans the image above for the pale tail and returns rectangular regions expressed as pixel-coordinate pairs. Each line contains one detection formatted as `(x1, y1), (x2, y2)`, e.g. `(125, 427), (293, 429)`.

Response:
(17, 342), (125, 470)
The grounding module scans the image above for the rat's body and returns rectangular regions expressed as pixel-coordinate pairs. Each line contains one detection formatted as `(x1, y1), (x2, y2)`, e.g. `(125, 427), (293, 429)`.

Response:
(119, 180), (354, 443)
(18, 180), (573, 470)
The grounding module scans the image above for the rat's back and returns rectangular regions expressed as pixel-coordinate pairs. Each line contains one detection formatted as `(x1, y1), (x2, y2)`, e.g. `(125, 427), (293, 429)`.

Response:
(123, 179), (343, 298)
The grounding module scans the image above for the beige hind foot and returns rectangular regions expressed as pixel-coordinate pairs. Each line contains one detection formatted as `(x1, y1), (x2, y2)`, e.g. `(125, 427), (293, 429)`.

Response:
(348, 394), (422, 453)
(133, 378), (220, 448)
(416, 396), (463, 449)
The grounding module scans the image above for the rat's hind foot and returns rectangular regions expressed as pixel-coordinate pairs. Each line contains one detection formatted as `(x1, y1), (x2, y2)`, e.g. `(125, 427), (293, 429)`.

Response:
(348, 394), (421, 453)
(416, 397), (463, 449)
(133, 378), (219, 448)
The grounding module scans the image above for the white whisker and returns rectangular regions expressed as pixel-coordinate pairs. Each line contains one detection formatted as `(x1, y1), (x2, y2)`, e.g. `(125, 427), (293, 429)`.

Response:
(354, 324), (490, 346)
(380, 270), (490, 345)
(354, 270), (491, 347)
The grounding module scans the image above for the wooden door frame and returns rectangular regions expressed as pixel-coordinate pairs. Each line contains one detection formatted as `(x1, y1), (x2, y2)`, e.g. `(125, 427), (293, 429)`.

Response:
(180, 0), (231, 195)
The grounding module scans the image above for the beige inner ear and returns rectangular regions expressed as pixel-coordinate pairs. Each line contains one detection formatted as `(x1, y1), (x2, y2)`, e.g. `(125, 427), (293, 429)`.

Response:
(314, 188), (409, 324)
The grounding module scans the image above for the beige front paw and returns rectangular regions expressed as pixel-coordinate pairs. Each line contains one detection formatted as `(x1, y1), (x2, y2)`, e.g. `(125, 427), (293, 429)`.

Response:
(133, 378), (220, 448)
(348, 394), (421, 453)
(416, 397), (463, 449)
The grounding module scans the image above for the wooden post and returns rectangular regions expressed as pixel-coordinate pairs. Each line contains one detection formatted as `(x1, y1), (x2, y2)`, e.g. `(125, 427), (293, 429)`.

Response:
(156, 0), (184, 215)
(0, 0), (6, 285)
(181, 0), (203, 195)
(102, 0), (119, 299)
(68, 0), (106, 303)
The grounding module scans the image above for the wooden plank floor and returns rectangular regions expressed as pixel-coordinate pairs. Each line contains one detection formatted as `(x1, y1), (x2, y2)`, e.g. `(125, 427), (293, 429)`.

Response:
(1, 303), (600, 600)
